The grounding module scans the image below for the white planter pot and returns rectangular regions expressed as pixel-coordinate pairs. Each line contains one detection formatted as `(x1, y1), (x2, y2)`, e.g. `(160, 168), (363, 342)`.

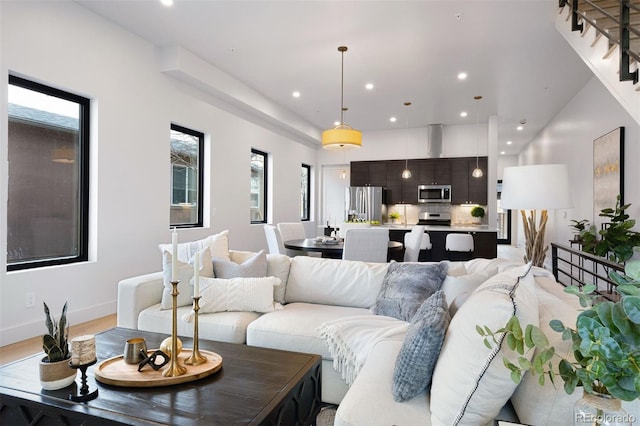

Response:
(39, 356), (77, 390)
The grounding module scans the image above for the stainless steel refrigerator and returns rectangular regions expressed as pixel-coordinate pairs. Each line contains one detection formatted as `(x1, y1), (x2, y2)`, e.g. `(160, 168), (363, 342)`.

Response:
(345, 186), (383, 223)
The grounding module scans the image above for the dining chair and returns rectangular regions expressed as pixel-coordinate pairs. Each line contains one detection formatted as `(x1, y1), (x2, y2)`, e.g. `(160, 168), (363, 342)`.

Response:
(445, 233), (474, 261)
(277, 222), (309, 257)
(403, 226), (429, 262)
(263, 224), (285, 255)
(342, 228), (389, 263)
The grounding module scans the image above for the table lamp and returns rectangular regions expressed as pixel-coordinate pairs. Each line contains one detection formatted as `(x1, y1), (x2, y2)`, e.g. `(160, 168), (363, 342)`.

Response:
(500, 164), (573, 266)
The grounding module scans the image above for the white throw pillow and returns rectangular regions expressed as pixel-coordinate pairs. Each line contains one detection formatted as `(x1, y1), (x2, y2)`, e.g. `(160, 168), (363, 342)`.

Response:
(158, 230), (230, 263)
(440, 268), (498, 310)
(197, 276), (282, 313)
(161, 247), (213, 309)
(430, 263), (539, 425)
(213, 249), (267, 278)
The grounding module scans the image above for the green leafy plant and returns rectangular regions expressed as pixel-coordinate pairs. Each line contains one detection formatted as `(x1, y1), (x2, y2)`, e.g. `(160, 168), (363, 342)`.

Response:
(569, 219), (589, 233)
(389, 212), (400, 220)
(470, 206), (485, 218)
(477, 260), (640, 401)
(42, 301), (70, 362)
(580, 195), (640, 264)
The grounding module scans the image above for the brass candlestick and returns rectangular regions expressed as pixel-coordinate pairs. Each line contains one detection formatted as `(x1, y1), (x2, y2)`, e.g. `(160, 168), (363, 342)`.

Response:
(163, 280), (187, 377)
(185, 296), (207, 366)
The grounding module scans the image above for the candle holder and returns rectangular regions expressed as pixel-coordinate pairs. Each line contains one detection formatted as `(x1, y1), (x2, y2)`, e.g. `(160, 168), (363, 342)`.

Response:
(68, 359), (98, 402)
(185, 296), (207, 366)
(163, 280), (187, 377)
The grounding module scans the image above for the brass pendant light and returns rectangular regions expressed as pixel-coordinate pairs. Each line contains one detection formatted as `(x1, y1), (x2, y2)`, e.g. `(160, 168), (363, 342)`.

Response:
(401, 102), (412, 179)
(322, 46), (362, 150)
(471, 95), (484, 178)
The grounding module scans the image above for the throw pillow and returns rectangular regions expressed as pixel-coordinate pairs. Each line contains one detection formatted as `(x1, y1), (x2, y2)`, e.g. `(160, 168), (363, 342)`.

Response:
(196, 276), (282, 313)
(440, 268), (498, 311)
(161, 247), (213, 309)
(430, 263), (539, 425)
(371, 261), (447, 321)
(213, 249), (267, 278)
(158, 229), (230, 263)
(392, 290), (450, 402)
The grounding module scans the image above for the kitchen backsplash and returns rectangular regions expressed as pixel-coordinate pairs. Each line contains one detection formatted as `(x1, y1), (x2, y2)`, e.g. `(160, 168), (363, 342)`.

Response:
(386, 203), (488, 225)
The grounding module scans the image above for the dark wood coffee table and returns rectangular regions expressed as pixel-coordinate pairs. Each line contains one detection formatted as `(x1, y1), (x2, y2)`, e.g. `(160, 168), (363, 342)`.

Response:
(0, 327), (321, 425)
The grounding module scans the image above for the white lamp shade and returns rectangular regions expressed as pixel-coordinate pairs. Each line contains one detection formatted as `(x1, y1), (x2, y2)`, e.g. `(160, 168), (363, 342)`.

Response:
(501, 164), (573, 210)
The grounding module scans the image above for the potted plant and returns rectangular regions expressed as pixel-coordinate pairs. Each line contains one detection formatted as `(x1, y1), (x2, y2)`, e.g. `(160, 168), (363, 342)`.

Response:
(569, 219), (589, 241)
(39, 301), (76, 390)
(478, 260), (640, 422)
(580, 195), (640, 264)
(470, 206), (485, 224)
(389, 212), (400, 224)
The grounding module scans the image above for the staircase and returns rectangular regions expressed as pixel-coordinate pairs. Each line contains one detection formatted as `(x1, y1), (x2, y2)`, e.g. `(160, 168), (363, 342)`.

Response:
(556, 0), (640, 123)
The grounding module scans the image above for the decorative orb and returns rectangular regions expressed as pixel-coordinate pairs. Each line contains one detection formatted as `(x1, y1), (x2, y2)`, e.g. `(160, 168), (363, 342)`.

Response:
(159, 337), (183, 359)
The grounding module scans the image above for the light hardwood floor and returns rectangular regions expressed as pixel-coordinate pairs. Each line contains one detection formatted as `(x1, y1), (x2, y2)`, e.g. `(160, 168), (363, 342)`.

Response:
(0, 314), (116, 366)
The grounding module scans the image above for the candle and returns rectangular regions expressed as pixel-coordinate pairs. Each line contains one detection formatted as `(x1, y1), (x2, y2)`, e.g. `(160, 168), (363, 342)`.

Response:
(194, 250), (200, 297)
(171, 227), (178, 282)
(70, 334), (96, 365)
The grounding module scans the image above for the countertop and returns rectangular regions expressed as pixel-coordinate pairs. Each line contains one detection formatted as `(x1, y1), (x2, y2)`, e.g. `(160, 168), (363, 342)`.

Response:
(381, 224), (498, 232)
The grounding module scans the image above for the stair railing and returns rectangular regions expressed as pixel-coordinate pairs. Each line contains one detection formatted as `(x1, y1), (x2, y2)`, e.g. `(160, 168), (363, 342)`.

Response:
(559, 0), (639, 84)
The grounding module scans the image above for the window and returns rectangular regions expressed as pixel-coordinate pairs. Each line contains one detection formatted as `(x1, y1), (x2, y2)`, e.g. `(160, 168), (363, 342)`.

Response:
(301, 164), (311, 221)
(250, 149), (267, 223)
(170, 124), (203, 227)
(7, 75), (90, 271)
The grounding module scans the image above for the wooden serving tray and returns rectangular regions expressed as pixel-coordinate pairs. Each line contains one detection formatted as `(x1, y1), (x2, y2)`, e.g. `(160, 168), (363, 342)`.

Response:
(94, 349), (222, 387)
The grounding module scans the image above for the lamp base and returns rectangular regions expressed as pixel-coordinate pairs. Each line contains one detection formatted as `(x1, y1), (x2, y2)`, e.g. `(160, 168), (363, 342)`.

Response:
(520, 209), (548, 267)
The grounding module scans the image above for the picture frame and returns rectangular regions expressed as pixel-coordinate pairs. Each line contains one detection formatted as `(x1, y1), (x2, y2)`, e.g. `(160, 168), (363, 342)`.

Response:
(593, 127), (624, 229)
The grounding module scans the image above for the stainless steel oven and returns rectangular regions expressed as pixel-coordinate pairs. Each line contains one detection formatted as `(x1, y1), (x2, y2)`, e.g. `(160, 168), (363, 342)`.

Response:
(417, 184), (451, 203)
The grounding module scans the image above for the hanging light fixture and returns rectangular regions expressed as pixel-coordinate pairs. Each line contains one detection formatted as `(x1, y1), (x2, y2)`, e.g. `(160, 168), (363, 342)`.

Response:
(339, 150), (347, 179)
(401, 102), (412, 179)
(322, 46), (362, 150)
(471, 95), (484, 178)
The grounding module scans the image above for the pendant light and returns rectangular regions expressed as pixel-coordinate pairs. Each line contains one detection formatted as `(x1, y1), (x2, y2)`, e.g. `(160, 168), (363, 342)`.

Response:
(339, 150), (347, 180)
(322, 46), (362, 150)
(471, 95), (484, 178)
(401, 102), (412, 179)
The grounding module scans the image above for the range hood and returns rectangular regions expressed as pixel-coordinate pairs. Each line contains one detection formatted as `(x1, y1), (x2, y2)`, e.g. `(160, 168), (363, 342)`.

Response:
(426, 124), (443, 158)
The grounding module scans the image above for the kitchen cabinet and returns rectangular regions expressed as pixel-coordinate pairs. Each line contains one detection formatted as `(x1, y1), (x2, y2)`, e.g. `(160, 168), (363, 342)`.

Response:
(450, 157), (487, 205)
(350, 161), (387, 187)
(417, 159), (451, 185)
(385, 160), (417, 204)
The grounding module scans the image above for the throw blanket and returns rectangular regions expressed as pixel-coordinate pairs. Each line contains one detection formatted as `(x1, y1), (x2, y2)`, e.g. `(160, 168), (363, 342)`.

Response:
(318, 315), (409, 386)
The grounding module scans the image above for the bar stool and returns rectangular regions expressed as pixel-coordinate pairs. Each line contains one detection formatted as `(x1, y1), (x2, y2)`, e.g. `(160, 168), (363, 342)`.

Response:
(445, 233), (474, 261)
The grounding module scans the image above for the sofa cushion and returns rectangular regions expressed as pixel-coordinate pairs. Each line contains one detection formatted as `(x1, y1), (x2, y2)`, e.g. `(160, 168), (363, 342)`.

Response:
(158, 229), (230, 262)
(229, 251), (291, 304)
(440, 268), (497, 311)
(138, 303), (260, 344)
(371, 261), (447, 321)
(285, 257), (389, 308)
(213, 249), (267, 278)
(430, 263), (539, 425)
(392, 290), (450, 402)
(246, 302), (371, 359)
(161, 248), (213, 309)
(197, 276), (282, 313)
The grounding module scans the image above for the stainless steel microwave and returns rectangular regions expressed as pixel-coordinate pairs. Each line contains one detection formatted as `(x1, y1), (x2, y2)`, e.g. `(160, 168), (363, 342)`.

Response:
(418, 184), (451, 203)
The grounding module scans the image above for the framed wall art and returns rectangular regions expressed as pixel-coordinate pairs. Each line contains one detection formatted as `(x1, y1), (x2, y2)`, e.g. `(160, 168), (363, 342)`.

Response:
(593, 127), (624, 229)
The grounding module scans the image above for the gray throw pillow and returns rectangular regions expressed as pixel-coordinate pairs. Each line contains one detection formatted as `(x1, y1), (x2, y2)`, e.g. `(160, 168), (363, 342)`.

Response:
(392, 290), (450, 402)
(213, 250), (268, 278)
(371, 261), (447, 321)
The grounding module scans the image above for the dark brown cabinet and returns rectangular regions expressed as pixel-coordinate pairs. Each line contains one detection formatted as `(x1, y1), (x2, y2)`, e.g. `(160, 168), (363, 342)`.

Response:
(417, 159), (451, 185)
(450, 157), (487, 205)
(350, 161), (387, 187)
(386, 160), (417, 204)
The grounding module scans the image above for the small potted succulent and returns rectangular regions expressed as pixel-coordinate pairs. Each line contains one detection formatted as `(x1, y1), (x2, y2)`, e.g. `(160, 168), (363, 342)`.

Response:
(470, 206), (485, 224)
(39, 301), (77, 390)
(389, 212), (400, 224)
(569, 219), (589, 241)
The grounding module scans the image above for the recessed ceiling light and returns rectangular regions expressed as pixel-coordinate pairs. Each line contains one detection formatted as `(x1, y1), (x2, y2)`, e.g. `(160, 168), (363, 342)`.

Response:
(292, 91), (301, 98)
(389, 117), (397, 123)
(457, 72), (467, 80)
(517, 125), (523, 131)
(160, 0), (173, 6)
(365, 83), (374, 90)
(500, 151), (506, 155)
(460, 111), (468, 118)
(506, 140), (512, 145)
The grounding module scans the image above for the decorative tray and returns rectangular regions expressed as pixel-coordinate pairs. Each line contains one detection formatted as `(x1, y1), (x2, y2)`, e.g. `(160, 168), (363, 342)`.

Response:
(94, 349), (222, 387)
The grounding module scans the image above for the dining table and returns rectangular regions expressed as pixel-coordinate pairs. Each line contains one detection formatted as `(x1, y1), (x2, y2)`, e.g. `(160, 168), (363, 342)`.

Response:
(283, 238), (403, 260)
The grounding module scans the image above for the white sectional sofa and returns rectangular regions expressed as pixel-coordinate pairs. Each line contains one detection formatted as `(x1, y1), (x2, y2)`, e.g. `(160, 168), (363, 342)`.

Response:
(117, 250), (640, 425)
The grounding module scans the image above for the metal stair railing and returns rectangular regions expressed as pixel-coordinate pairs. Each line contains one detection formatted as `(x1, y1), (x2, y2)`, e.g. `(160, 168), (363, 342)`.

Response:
(559, 0), (639, 84)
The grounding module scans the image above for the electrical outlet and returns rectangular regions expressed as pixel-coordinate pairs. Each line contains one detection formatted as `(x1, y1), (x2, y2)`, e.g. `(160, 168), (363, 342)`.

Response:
(26, 292), (35, 308)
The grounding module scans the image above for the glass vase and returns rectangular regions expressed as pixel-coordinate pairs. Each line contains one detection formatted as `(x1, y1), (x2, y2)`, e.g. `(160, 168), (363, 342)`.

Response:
(574, 391), (632, 426)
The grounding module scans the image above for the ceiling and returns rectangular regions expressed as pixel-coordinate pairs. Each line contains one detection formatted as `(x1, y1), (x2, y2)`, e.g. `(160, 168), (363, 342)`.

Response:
(75, 0), (594, 155)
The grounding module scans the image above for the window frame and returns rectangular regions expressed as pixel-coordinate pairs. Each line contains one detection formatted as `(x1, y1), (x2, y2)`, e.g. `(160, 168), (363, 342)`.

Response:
(301, 163), (311, 221)
(7, 75), (90, 271)
(250, 148), (268, 224)
(169, 123), (204, 228)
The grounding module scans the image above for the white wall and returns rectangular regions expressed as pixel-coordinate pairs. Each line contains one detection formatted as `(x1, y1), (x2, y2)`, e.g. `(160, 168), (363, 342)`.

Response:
(0, 2), (317, 345)
(517, 76), (639, 259)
